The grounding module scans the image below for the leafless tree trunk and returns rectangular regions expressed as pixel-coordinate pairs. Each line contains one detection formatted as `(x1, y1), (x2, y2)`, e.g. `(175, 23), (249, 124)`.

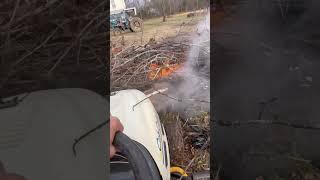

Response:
(197, 0), (199, 10)
(169, 0), (172, 15)
(139, 10), (144, 44)
(162, 14), (166, 22)
(172, 0), (176, 14)
(185, 2), (187, 12)
(161, 0), (166, 22)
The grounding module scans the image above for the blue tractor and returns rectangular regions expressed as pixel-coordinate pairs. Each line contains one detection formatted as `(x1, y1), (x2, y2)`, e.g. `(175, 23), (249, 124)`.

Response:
(110, 8), (143, 34)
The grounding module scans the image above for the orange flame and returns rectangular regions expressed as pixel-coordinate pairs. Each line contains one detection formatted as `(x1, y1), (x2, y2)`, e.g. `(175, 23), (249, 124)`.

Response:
(148, 61), (183, 80)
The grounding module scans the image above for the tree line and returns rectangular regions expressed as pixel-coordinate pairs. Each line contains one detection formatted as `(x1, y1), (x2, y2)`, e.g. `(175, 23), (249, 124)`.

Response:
(125, 0), (209, 21)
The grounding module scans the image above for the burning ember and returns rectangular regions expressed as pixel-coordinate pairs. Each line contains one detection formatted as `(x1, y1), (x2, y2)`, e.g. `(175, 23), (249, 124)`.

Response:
(148, 61), (183, 80)
(111, 47), (122, 55)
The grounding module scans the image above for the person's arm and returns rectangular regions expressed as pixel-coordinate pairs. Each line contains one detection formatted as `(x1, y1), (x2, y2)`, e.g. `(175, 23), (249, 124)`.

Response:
(109, 116), (124, 158)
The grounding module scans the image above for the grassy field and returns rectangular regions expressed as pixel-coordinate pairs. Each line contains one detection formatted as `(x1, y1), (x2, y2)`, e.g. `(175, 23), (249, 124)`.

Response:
(110, 11), (206, 46)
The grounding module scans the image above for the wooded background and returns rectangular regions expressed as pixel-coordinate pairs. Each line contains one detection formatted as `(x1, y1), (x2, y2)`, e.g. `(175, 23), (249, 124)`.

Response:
(124, 0), (209, 20)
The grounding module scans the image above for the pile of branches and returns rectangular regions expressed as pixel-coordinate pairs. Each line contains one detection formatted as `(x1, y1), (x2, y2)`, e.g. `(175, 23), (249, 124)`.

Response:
(110, 38), (190, 92)
(0, 0), (108, 97)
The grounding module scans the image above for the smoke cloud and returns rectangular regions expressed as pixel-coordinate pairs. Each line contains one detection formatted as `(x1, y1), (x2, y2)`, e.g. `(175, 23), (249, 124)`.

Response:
(152, 13), (210, 118)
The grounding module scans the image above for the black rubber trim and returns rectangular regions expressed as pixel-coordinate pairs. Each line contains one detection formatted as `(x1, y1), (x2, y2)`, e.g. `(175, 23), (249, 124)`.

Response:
(163, 142), (168, 168)
(134, 140), (162, 180)
(113, 132), (161, 180)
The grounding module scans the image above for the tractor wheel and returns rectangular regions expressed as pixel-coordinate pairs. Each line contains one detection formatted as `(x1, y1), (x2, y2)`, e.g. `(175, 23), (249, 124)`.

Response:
(112, 28), (122, 36)
(129, 17), (143, 32)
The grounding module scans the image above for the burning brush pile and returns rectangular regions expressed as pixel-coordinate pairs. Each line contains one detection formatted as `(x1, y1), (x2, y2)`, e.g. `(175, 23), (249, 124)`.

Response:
(111, 35), (211, 172)
(0, 0), (107, 97)
(110, 37), (190, 92)
(111, 13), (210, 173)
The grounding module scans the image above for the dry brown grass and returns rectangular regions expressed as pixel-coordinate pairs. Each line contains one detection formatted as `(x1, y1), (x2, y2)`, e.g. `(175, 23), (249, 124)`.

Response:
(159, 111), (210, 174)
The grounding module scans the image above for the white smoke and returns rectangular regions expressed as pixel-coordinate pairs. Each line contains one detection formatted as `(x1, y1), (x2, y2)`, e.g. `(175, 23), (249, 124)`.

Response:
(152, 13), (210, 118)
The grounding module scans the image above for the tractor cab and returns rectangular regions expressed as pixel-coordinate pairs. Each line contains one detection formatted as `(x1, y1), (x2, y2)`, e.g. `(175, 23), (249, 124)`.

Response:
(110, 0), (143, 33)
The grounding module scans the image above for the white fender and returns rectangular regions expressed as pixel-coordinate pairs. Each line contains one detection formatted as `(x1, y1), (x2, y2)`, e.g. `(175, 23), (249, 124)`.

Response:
(110, 89), (171, 180)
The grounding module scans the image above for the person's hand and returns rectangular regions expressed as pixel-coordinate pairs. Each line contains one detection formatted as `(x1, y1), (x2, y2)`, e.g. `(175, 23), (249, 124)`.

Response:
(110, 116), (124, 158)
(0, 161), (26, 180)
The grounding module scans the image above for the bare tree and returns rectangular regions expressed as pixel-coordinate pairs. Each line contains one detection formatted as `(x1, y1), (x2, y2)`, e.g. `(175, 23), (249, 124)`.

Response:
(197, 0), (199, 10)
(140, 0), (208, 19)
(168, 0), (172, 15)
(149, 0), (167, 22)
(161, 0), (166, 22)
